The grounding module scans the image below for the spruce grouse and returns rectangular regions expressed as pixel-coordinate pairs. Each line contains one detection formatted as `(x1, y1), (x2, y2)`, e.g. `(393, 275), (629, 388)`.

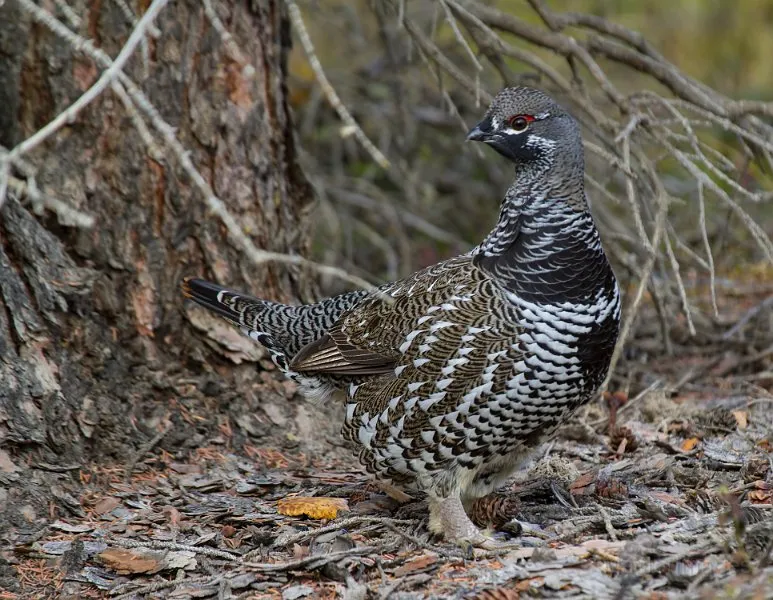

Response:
(182, 87), (621, 548)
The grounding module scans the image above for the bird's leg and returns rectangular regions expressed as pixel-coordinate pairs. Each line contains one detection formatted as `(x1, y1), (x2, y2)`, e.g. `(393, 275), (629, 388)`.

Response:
(428, 493), (521, 552)
(428, 493), (487, 547)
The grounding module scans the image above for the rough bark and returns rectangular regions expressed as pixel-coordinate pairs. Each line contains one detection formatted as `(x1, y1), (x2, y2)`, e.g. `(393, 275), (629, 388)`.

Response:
(0, 0), (332, 549)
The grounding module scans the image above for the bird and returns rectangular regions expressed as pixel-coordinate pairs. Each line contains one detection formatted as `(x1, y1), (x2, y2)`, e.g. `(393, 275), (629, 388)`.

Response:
(181, 86), (621, 548)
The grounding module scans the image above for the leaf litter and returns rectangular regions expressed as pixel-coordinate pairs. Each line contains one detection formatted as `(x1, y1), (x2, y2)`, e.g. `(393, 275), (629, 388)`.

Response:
(7, 319), (773, 599)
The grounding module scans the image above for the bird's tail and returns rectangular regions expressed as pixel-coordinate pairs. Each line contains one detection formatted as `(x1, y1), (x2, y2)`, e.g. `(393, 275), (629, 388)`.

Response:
(181, 277), (246, 326)
(181, 277), (293, 373)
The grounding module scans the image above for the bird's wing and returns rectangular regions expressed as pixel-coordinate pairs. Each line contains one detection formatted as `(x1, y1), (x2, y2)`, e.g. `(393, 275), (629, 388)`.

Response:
(289, 255), (504, 376)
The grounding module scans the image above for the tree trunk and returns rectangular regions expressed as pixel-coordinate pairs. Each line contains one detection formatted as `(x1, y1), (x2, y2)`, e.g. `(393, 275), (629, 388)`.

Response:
(0, 0), (325, 546)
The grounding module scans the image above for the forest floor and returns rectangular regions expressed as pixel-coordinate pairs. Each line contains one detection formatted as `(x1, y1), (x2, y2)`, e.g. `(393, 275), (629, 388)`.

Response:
(5, 282), (773, 600)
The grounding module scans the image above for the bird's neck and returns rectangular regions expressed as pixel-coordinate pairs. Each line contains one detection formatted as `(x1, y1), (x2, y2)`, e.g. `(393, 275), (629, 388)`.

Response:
(473, 174), (614, 304)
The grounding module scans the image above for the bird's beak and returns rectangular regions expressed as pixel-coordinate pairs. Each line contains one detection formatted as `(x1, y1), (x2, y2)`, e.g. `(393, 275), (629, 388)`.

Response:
(466, 125), (487, 142)
(466, 117), (493, 142)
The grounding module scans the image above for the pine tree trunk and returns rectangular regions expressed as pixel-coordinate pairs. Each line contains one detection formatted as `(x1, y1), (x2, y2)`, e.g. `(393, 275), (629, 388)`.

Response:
(0, 0), (324, 544)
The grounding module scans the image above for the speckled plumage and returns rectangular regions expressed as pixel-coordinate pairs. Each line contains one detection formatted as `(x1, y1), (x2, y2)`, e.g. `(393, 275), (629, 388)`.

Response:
(182, 87), (621, 547)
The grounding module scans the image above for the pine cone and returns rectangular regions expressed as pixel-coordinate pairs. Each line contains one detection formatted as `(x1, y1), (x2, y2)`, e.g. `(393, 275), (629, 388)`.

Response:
(740, 457), (769, 483)
(744, 520), (773, 555)
(694, 408), (737, 435)
(469, 493), (520, 529)
(608, 425), (639, 453)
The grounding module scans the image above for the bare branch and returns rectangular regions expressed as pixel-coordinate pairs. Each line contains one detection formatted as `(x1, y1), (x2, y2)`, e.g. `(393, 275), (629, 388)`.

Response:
(286, 0), (391, 170)
(5, 0), (169, 164)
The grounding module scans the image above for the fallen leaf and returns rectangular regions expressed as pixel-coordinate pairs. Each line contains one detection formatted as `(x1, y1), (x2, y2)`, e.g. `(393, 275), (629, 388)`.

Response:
(97, 548), (196, 574)
(681, 437), (699, 452)
(50, 520), (93, 533)
(569, 470), (598, 494)
(731, 410), (748, 429)
(93, 497), (120, 515)
(97, 548), (164, 574)
(394, 553), (438, 576)
(164, 550), (197, 570)
(292, 543), (310, 559)
(277, 496), (349, 520)
(516, 577), (544, 592)
(748, 489), (772, 504)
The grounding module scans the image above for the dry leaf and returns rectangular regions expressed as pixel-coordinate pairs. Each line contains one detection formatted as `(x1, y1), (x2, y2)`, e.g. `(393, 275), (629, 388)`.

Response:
(681, 437), (699, 452)
(92, 497), (120, 515)
(731, 410), (748, 429)
(276, 496), (349, 520)
(97, 548), (196, 574)
(748, 489), (772, 504)
(516, 577), (544, 592)
(98, 548), (164, 574)
(569, 469), (598, 494)
(394, 554), (438, 576)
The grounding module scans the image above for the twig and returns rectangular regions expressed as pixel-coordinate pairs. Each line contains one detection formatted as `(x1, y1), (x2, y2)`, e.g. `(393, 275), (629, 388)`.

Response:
(4, 0), (169, 164)
(696, 181), (719, 318)
(124, 421), (172, 481)
(286, 0), (390, 170)
(109, 538), (241, 562)
(243, 545), (377, 571)
(634, 541), (718, 577)
(722, 296), (773, 340)
(663, 229), (696, 336)
(3, 174), (95, 228)
(438, 0), (483, 75)
(598, 505), (618, 541)
(202, 0), (255, 76)
(1, 0), (167, 216)
(374, 518), (462, 559)
(273, 515), (414, 548)
(111, 574), (212, 599)
(603, 185), (669, 391)
(52, 0), (81, 28)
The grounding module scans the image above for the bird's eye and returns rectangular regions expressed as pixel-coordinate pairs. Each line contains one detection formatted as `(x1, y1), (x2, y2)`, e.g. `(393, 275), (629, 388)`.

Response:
(507, 114), (533, 132)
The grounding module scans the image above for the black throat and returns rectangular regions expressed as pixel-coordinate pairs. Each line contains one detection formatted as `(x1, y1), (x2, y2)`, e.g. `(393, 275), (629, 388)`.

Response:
(473, 193), (617, 306)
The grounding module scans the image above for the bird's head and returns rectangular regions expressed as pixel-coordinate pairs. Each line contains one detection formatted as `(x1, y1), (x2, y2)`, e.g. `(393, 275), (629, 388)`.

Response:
(467, 87), (581, 172)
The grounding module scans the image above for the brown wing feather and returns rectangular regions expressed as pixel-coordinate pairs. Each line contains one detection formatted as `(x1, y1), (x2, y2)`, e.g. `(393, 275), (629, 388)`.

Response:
(289, 330), (395, 375)
(290, 255), (476, 377)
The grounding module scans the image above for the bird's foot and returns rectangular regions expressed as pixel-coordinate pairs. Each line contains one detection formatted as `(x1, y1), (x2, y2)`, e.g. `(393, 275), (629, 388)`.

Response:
(428, 494), (520, 556)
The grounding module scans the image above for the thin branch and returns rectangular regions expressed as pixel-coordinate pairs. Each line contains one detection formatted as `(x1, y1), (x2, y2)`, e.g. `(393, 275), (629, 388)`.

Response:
(697, 181), (719, 318)
(5, 0), (169, 164)
(202, 0), (255, 77)
(286, 0), (390, 170)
